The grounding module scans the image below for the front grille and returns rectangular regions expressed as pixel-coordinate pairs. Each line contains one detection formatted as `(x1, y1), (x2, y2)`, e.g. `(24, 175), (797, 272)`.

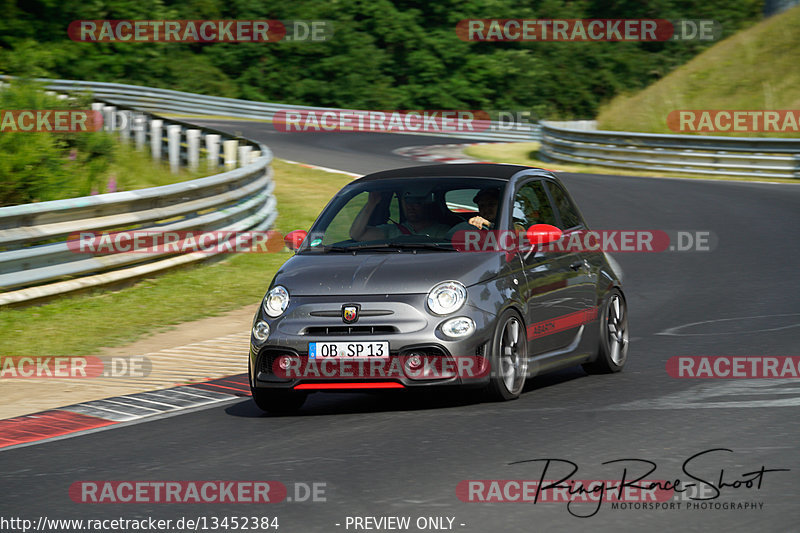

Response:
(303, 325), (397, 336)
(309, 310), (393, 317)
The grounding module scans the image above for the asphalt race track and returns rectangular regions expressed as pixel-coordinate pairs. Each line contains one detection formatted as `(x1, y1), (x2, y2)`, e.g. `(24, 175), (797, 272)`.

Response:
(2, 121), (799, 532)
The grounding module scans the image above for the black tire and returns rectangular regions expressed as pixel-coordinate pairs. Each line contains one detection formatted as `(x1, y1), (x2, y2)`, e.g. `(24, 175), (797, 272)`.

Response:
(583, 289), (629, 374)
(249, 360), (307, 413)
(251, 387), (307, 413)
(484, 309), (529, 401)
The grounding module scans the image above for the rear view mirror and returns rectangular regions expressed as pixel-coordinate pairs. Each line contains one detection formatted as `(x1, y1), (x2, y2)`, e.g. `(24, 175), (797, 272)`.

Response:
(284, 230), (308, 251)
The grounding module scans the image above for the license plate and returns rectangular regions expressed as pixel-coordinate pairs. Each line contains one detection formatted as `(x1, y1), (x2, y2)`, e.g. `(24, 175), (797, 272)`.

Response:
(308, 341), (389, 359)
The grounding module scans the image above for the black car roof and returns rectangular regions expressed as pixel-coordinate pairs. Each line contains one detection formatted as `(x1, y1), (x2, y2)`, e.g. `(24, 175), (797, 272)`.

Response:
(353, 163), (552, 182)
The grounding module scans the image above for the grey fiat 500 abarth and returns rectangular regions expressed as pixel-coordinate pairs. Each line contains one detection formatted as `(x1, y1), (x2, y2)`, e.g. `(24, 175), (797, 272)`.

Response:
(249, 164), (628, 412)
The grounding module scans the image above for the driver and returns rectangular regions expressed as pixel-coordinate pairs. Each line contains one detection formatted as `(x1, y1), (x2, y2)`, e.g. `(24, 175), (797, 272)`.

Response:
(468, 188), (500, 230)
(448, 187), (501, 237)
(350, 191), (451, 241)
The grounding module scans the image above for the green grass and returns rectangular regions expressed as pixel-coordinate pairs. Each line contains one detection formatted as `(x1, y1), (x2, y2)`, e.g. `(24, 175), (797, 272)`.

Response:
(0, 159), (354, 357)
(596, 5), (800, 137)
(464, 142), (800, 184)
(103, 141), (210, 191)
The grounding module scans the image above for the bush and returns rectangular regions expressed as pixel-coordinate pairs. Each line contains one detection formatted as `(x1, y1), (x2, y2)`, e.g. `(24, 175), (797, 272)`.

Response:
(0, 81), (119, 205)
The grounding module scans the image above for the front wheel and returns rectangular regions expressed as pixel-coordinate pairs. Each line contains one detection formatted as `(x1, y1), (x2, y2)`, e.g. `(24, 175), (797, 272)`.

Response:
(485, 309), (529, 401)
(249, 361), (307, 413)
(583, 289), (629, 374)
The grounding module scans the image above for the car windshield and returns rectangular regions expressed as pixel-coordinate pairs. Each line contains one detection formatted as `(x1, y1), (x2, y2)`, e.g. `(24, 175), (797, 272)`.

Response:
(299, 177), (506, 252)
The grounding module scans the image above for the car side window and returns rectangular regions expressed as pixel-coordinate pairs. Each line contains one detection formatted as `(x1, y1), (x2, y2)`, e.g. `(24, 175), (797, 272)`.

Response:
(512, 181), (557, 231)
(546, 182), (583, 229)
(444, 189), (482, 215)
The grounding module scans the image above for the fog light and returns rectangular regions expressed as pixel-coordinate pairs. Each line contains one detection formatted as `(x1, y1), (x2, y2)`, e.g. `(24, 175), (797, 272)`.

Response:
(441, 317), (475, 338)
(252, 320), (270, 342)
(406, 354), (423, 370)
(277, 355), (293, 370)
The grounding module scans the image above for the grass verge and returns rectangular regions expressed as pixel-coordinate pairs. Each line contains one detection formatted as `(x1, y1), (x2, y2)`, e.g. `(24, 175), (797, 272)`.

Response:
(464, 142), (800, 184)
(106, 141), (210, 190)
(0, 159), (354, 357)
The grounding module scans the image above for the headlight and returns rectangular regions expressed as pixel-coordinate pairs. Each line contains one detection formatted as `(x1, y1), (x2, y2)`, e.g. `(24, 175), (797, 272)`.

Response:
(252, 320), (270, 341)
(263, 286), (289, 317)
(441, 317), (475, 338)
(427, 281), (466, 316)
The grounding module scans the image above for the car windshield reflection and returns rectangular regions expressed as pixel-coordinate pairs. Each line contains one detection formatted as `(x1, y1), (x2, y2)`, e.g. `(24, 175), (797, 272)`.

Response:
(299, 177), (506, 252)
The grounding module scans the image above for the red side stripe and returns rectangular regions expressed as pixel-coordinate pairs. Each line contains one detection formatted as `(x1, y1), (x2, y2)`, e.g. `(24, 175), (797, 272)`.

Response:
(527, 307), (599, 340)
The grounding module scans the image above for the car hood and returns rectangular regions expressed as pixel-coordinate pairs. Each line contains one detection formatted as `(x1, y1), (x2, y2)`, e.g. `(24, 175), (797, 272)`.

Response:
(272, 251), (505, 296)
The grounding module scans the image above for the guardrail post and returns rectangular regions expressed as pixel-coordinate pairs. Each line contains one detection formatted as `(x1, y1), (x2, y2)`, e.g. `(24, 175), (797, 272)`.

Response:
(205, 134), (221, 169)
(134, 114), (146, 150)
(167, 125), (181, 174)
(150, 119), (163, 160)
(91, 103), (103, 128)
(186, 129), (200, 171)
(250, 150), (261, 164)
(223, 140), (238, 169)
(238, 146), (252, 168)
(118, 110), (132, 143)
(102, 106), (116, 132)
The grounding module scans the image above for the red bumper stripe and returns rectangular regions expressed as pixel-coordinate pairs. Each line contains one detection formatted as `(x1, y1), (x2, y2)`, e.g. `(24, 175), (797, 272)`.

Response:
(294, 382), (405, 390)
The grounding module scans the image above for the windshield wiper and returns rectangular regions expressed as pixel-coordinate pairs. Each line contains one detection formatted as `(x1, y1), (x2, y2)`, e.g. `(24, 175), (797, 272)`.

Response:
(307, 243), (396, 253)
(385, 242), (455, 251)
(319, 242), (455, 253)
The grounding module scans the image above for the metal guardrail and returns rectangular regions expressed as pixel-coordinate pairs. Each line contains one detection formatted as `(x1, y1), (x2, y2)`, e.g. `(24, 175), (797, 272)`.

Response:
(0, 84), (276, 306)
(11, 77), (541, 143)
(6, 77), (797, 178)
(539, 122), (800, 179)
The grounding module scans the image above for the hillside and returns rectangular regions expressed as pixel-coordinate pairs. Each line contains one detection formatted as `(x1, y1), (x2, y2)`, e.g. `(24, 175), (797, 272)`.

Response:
(596, 5), (800, 136)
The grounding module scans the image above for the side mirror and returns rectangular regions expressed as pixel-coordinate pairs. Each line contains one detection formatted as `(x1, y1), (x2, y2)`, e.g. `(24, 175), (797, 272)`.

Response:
(524, 224), (562, 260)
(526, 224), (562, 246)
(284, 230), (308, 251)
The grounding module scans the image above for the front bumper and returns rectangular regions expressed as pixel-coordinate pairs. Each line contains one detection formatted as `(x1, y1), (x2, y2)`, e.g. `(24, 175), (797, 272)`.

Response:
(249, 294), (494, 390)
